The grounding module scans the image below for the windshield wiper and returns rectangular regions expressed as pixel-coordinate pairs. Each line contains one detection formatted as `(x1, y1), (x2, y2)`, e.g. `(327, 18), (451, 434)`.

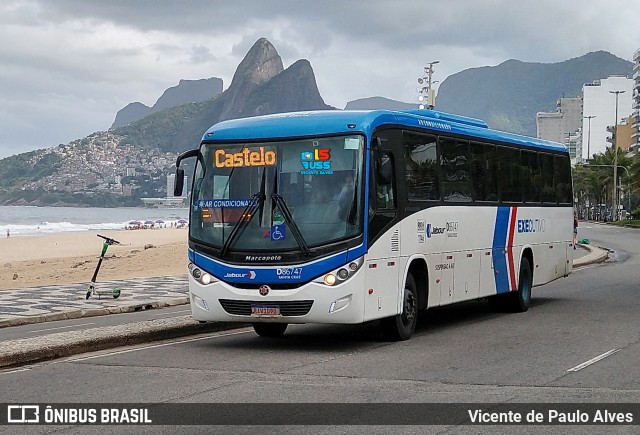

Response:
(271, 193), (313, 257)
(219, 192), (265, 258)
(219, 168), (269, 257)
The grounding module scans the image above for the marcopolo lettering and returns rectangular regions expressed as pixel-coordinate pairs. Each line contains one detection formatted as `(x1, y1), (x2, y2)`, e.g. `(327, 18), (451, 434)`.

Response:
(215, 147), (276, 168)
(517, 218), (546, 233)
(245, 255), (282, 261)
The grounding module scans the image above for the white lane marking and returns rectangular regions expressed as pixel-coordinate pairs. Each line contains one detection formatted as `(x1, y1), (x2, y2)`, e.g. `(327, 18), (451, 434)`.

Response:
(0, 367), (32, 376)
(27, 322), (96, 333)
(151, 309), (192, 316)
(66, 328), (253, 362)
(571, 264), (601, 272)
(567, 349), (620, 372)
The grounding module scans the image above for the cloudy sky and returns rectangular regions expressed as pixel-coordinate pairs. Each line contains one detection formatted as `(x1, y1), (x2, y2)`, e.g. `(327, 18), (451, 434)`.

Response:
(1, 0), (638, 159)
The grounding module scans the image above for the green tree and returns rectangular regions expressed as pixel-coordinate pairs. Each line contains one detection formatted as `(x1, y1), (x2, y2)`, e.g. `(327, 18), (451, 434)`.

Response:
(573, 148), (633, 220)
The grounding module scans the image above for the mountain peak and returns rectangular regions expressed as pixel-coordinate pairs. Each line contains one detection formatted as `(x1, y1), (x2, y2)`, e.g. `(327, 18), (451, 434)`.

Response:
(220, 38), (285, 120)
(229, 38), (284, 89)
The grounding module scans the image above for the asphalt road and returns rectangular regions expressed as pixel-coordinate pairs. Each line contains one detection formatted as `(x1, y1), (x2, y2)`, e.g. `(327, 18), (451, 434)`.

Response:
(1, 222), (638, 434)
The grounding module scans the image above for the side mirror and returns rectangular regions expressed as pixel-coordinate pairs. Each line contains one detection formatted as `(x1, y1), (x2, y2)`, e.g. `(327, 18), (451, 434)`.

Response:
(174, 148), (199, 197)
(174, 168), (185, 197)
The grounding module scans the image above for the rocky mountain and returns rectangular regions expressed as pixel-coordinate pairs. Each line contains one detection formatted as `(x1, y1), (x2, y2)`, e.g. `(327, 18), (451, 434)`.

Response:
(345, 96), (417, 111)
(0, 38), (333, 205)
(110, 77), (223, 129)
(436, 50), (633, 136)
(114, 38), (333, 154)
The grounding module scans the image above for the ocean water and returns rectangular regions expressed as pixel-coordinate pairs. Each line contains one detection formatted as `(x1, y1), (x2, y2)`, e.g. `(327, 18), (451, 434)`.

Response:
(0, 206), (189, 236)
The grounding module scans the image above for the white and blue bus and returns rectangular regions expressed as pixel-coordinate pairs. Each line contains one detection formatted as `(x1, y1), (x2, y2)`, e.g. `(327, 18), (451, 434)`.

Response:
(174, 109), (573, 340)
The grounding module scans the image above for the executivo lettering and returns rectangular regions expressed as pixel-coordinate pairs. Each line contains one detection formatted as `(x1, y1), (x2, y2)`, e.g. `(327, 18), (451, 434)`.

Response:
(517, 219), (546, 233)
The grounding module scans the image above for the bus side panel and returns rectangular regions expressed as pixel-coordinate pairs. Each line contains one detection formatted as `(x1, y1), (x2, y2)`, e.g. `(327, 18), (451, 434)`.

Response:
(363, 205), (572, 317)
(514, 206), (572, 286)
(400, 206), (500, 305)
(363, 226), (402, 321)
(565, 242), (574, 276)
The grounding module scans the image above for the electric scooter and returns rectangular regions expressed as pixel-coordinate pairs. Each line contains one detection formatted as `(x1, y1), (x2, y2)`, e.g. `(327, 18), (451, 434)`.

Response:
(85, 234), (122, 300)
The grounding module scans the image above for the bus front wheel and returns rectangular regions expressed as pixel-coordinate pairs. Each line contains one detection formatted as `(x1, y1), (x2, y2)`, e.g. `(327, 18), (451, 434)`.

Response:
(381, 272), (418, 341)
(253, 323), (288, 337)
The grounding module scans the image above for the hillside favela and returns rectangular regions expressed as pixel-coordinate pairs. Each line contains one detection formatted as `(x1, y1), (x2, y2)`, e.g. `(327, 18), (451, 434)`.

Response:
(0, 39), (638, 220)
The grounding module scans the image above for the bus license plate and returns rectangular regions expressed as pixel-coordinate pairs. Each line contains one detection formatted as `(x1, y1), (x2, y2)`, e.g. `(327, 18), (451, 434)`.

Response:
(251, 305), (281, 317)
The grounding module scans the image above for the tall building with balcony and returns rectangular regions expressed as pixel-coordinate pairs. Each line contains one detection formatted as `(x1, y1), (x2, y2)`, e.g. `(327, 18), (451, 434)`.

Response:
(580, 75), (633, 161)
(632, 48), (640, 152)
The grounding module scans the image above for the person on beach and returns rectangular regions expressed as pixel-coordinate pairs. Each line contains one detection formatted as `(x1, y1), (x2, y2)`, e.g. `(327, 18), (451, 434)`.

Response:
(6, 229), (9, 238)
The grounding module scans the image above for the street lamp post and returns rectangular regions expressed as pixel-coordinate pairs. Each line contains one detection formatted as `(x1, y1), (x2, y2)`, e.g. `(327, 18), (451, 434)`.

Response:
(418, 60), (439, 109)
(583, 115), (596, 163)
(609, 90), (625, 221)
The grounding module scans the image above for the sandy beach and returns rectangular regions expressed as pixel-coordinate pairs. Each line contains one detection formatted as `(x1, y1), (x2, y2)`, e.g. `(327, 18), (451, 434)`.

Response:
(0, 229), (189, 290)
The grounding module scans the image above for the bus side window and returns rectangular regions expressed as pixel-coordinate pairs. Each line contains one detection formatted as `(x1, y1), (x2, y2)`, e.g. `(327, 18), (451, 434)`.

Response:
(375, 152), (396, 210)
(403, 132), (440, 201)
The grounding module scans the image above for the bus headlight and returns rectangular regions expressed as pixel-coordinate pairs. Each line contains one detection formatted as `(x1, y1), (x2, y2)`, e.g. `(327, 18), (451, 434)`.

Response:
(324, 274), (337, 286)
(315, 257), (364, 286)
(201, 273), (212, 285)
(189, 263), (216, 285)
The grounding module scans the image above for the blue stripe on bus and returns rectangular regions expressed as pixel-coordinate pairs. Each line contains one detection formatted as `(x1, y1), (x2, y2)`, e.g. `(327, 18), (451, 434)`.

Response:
(492, 207), (511, 294)
(190, 249), (349, 284)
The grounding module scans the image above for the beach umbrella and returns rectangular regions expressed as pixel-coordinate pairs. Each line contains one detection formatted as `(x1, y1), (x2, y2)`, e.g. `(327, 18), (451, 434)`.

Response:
(155, 219), (165, 224)
(177, 219), (188, 224)
(144, 220), (154, 225)
(129, 220), (141, 225)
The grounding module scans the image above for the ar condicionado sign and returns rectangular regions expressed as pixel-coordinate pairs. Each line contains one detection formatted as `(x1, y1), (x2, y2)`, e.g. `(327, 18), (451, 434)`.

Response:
(215, 147), (276, 168)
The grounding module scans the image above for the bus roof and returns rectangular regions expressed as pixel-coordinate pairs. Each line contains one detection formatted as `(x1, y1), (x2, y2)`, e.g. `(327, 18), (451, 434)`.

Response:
(202, 109), (567, 153)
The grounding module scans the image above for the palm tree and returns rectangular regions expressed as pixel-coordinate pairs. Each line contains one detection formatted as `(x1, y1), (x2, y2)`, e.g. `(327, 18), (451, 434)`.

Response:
(573, 148), (633, 220)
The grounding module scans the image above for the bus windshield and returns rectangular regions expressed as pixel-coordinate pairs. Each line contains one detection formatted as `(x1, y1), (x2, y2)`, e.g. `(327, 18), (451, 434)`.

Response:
(190, 135), (365, 253)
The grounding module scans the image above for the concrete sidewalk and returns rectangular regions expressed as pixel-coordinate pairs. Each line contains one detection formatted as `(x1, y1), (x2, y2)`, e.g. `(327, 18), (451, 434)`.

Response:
(0, 275), (190, 328)
(0, 245), (609, 368)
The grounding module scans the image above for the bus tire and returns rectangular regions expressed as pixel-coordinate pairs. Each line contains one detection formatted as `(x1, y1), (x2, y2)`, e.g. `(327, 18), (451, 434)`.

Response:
(507, 258), (532, 312)
(381, 272), (418, 341)
(253, 323), (288, 337)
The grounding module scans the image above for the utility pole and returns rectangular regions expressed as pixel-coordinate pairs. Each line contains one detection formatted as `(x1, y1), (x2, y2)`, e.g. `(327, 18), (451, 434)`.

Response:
(609, 90), (625, 221)
(583, 115), (596, 163)
(418, 61), (439, 109)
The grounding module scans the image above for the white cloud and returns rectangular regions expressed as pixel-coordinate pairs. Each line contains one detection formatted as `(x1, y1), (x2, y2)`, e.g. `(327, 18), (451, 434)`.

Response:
(0, 0), (637, 158)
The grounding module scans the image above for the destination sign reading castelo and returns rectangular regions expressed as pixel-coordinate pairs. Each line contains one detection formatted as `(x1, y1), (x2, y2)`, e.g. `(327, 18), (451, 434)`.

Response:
(214, 147), (276, 168)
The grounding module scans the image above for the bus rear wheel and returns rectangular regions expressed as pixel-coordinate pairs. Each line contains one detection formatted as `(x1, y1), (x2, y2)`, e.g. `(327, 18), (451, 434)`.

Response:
(381, 272), (418, 341)
(507, 257), (532, 312)
(488, 258), (532, 312)
(253, 323), (288, 337)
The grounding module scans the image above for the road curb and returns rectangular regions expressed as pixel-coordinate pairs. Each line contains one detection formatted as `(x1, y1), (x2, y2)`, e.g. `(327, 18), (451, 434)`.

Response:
(573, 243), (609, 268)
(0, 316), (246, 369)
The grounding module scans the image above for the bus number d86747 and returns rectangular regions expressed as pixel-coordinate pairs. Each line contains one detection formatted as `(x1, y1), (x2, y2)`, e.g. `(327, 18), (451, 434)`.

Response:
(277, 268), (302, 276)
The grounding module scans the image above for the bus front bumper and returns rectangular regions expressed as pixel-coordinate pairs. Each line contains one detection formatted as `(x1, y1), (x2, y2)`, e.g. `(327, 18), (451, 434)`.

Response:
(188, 272), (366, 324)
